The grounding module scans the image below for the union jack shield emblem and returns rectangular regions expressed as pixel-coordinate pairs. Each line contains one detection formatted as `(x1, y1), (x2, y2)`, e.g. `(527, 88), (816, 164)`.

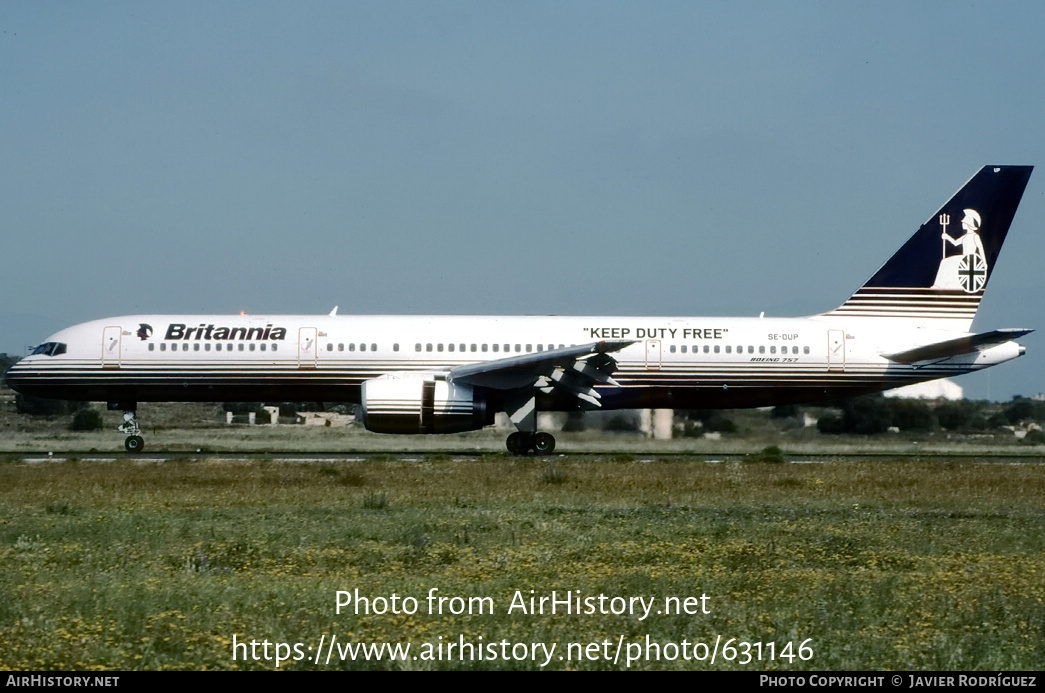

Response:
(957, 254), (987, 293)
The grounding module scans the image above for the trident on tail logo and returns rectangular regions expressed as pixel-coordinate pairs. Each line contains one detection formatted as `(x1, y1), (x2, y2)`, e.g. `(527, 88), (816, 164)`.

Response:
(932, 209), (987, 293)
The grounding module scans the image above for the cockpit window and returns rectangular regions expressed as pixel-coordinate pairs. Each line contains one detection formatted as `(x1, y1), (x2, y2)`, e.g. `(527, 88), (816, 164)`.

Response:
(31, 342), (66, 356)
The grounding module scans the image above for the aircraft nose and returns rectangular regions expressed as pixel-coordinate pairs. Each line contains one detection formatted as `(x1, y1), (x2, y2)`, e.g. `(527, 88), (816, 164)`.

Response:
(3, 365), (21, 391)
(3, 357), (33, 393)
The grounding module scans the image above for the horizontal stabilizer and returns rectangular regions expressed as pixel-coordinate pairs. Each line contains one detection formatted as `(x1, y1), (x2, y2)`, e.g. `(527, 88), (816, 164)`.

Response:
(884, 328), (1033, 364)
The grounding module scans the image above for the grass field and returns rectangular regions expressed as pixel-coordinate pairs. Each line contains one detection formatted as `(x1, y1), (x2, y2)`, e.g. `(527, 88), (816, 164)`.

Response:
(3, 401), (1043, 457)
(1, 454), (1042, 670)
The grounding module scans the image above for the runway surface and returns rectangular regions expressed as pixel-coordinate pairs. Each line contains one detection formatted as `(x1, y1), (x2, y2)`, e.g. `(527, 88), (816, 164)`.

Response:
(10, 451), (1045, 465)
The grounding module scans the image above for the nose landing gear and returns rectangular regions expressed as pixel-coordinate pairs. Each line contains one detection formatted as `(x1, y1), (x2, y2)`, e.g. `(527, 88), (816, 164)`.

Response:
(117, 410), (144, 453)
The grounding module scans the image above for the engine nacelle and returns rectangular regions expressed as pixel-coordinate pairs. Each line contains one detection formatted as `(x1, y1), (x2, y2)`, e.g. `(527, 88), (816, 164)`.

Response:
(360, 374), (492, 434)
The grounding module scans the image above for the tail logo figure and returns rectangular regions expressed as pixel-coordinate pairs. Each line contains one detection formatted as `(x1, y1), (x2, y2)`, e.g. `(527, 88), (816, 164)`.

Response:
(934, 208), (987, 293)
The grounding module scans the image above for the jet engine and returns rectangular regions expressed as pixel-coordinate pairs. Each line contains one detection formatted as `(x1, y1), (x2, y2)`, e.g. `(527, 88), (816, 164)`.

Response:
(359, 374), (492, 434)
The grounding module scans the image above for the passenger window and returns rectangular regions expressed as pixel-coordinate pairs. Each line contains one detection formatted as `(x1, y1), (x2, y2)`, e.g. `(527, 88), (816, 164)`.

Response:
(525, 344), (532, 352)
(681, 345), (687, 353)
(481, 344), (487, 352)
(492, 344), (499, 352)
(349, 343), (356, 352)
(759, 346), (765, 354)
(448, 344), (455, 352)
(426, 344), (433, 352)
(338, 343), (344, 352)
(792, 346), (799, 354)
(459, 344), (465, 352)
(148, 344), (155, 351)
(272, 344), (277, 352)
(216, 344), (221, 352)
(415, 343), (422, 352)
(327, 343), (333, 352)
(471, 344), (477, 352)
(725, 346), (731, 354)
(183, 344), (189, 351)
(669, 345), (676, 353)
(537, 344), (544, 352)
(770, 346), (776, 354)
(249, 343), (255, 352)
(703, 345), (709, 354)
(259, 344), (264, 352)
(360, 343), (366, 352)
(748, 346), (754, 354)
(160, 343), (166, 352)
(437, 344), (444, 352)
(372, 343), (377, 352)
(393, 344), (400, 352)
(505, 344), (510, 352)
(803, 346), (810, 354)
(206, 343), (212, 352)
(714, 345), (720, 354)
(238, 344), (243, 352)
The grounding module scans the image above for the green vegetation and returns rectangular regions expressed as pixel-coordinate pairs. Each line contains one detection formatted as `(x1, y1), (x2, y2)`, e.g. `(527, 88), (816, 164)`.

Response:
(814, 394), (1045, 436)
(68, 408), (103, 432)
(746, 445), (786, 463)
(1, 372), (1042, 668)
(1, 456), (1042, 670)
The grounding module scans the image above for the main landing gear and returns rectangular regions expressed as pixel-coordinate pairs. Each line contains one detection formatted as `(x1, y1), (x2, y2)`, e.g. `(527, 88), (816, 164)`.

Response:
(506, 431), (556, 455)
(117, 410), (144, 453)
(503, 394), (556, 455)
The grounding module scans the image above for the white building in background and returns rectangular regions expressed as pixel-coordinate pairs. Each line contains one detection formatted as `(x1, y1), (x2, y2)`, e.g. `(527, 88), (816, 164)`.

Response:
(639, 409), (674, 439)
(884, 379), (963, 400)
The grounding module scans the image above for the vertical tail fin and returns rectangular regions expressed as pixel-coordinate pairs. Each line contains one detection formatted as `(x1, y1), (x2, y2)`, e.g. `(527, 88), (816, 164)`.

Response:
(825, 165), (1033, 329)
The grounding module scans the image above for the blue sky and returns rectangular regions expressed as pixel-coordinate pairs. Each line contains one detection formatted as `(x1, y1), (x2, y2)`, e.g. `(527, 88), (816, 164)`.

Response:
(2, 2), (1044, 399)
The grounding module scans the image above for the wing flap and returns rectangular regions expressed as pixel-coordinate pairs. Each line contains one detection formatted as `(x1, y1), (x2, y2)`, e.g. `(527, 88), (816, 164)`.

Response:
(446, 340), (633, 390)
(884, 328), (1032, 364)
(447, 340), (633, 409)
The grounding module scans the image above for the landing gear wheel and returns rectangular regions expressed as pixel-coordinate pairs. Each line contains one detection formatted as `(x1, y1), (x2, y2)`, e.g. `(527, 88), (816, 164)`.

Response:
(533, 432), (556, 454)
(506, 431), (531, 456)
(125, 435), (144, 453)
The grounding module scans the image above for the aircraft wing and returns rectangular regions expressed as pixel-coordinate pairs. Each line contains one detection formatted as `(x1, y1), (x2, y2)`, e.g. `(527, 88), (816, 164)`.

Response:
(883, 328), (1033, 364)
(446, 340), (634, 407)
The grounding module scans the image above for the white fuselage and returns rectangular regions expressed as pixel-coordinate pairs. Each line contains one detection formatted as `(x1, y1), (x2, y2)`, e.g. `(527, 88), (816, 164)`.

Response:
(5, 312), (1023, 412)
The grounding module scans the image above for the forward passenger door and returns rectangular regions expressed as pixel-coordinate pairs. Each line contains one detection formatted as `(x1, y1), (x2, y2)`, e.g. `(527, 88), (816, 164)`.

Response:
(298, 327), (318, 368)
(102, 326), (122, 369)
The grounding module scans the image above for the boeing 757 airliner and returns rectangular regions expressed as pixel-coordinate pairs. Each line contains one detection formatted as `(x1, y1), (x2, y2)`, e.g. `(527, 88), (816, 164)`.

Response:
(5, 166), (1034, 454)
